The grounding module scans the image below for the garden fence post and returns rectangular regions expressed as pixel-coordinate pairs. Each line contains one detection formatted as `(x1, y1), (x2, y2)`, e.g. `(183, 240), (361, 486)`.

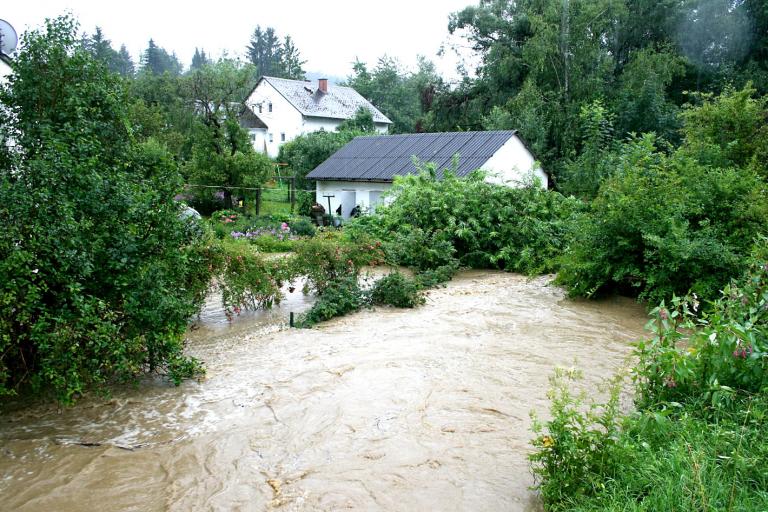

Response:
(290, 176), (296, 213)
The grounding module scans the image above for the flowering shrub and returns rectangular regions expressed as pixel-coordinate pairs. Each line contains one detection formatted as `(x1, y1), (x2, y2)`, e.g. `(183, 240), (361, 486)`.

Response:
(291, 232), (385, 294)
(634, 248), (768, 408)
(205, 239), (291, 317)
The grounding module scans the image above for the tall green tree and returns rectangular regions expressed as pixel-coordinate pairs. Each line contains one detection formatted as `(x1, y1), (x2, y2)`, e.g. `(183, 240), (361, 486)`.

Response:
(140, 38), (182, 75)
(277, 35), (306, 80)
(345, 56), (442, 133)
(245, 26), (305, 79)
(115, 44), (135, 77)
(246, 26), (281, 76)
(82, 27), (118, 68)
(190, 48), (210, 70)
(184, 59), (272, 208)
(0, 16), (206, 402)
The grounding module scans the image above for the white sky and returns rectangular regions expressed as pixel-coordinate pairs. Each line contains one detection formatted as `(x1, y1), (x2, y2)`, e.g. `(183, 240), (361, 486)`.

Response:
(2, 1), (476, 81)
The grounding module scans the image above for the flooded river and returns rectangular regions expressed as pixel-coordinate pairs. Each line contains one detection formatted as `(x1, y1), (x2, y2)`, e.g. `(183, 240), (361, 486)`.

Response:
(0, 271), (648, 511)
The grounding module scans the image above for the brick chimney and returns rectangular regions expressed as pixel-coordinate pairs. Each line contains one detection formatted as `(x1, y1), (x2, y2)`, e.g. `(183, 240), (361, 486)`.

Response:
(318, 78), (328, 93)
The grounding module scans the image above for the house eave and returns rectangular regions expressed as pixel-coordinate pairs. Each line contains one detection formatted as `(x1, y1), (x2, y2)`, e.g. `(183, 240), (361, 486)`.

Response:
(310, 177), (394, 184)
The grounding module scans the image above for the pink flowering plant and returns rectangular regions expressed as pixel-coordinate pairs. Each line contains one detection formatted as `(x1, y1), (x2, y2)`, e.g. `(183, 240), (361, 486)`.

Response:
(634, 249), (768, 408)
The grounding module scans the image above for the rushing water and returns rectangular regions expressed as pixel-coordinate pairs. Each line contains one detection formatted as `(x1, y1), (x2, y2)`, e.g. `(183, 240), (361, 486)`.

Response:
(0, 271), (648, 511)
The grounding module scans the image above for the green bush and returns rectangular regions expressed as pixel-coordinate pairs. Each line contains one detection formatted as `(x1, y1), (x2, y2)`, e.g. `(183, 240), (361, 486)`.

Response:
(0, 18), (206, 402)
(384, 228), (457, 271)
(556, 132), (768, 305)
(289, 217), (317, 237)
(558, 86), (768, 305)
(363, 165), (577, 275)
(530, 244), (768, 511)
(634, 244), (768, 408)
(296, 276), (367, 328)
(369, 271), (426, 308)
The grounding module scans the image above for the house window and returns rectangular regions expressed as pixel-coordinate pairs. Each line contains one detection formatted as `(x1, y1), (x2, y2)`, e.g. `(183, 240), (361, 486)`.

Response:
(280, 133), (286, 142)
(269, 133), (273, 143)
(258, 104), (262, 114)
(249, 132), (256, 141)
(268, 102), (273, 113)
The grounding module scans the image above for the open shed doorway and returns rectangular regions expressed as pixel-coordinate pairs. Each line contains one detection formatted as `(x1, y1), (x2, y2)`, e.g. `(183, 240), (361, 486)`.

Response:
(339, 190), (356, 219)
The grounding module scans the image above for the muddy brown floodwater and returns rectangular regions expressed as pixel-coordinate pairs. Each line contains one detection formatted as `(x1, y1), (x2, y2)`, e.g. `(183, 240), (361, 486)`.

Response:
(0, 271), (648, 512)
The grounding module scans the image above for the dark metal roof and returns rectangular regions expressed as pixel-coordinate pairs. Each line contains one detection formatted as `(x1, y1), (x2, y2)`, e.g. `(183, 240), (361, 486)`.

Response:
(306, 131), (521, 182)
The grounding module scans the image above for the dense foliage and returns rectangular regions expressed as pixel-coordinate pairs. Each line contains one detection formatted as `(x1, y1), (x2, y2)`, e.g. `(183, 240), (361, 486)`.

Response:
(0, 18), (207, 402)
(433, 0), (768, 181)
(556, 87), (768, 305)
(530, 245), (768, 510)
(349, 163), (578, 275)
(277, 130), (358, 214)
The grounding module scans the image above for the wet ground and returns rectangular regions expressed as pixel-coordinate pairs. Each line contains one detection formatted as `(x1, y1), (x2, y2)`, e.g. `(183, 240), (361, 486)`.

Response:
(0, 271), (648, 511)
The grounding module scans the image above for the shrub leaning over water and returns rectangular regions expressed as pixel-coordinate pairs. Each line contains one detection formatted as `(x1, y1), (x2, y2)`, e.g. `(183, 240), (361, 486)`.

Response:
(0, 18), (207, 402)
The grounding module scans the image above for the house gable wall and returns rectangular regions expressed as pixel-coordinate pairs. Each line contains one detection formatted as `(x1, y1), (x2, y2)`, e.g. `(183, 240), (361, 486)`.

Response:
(246, 80), (392, 158)
(481, 135), (548, 189)
(246, 80), (304, 157)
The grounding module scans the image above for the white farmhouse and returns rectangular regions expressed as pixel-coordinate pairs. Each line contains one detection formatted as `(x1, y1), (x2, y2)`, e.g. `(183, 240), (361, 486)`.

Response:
(306, 130), (548, 219)
(243, 76), (392, 158)
(0, 54), (12, 86)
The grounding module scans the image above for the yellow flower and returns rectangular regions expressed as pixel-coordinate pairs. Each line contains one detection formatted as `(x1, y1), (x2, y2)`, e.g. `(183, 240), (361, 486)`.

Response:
(542, 435), (555, 448)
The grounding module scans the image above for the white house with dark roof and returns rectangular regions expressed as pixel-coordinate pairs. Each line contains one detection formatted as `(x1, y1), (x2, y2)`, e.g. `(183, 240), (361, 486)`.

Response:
(0, 54), (12, 86)
(243, 76), (392, 157)
(306, 130), (547, 219)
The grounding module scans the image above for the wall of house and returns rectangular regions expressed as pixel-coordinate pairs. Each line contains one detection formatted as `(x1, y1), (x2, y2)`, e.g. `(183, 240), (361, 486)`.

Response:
(315, 180), (392, 219)
(246, 81), (304, 158)
(302, 117), (391, 135)
(245, 81), (393, 158)
(480, 135), (548, 189)
(303, 116), (342, 133)
(249, 128), (269, 155)
(0, 58), (12, 86)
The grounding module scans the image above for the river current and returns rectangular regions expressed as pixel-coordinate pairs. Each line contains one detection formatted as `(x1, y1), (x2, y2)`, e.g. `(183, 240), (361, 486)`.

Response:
(0, 271), (648, 511)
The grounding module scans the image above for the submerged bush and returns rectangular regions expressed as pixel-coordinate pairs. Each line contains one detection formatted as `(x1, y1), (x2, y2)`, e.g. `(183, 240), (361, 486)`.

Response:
(204, 239), (291, 317)
(369, 271), (425, 308)
(296, 276), (367, 328)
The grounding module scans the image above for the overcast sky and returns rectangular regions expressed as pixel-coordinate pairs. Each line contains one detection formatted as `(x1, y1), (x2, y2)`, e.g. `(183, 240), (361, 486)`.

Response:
(2, 1), (476, 81)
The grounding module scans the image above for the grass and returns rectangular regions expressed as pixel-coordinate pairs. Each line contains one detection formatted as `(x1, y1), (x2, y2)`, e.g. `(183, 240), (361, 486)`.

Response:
(567, 398), (768, 511)
(260, 183), (293, 215)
